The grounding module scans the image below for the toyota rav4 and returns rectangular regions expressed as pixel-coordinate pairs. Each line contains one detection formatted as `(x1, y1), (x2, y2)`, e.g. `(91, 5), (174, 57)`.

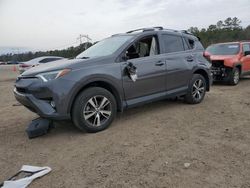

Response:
(14, 27), (212, 133)
(205, 41), (250, 85)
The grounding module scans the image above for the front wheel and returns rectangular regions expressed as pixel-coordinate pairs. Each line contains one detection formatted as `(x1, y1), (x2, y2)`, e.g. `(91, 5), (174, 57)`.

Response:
(72, 87), (117, 133)
(228, 67), (240, 85)
(184, 74), (207, 104)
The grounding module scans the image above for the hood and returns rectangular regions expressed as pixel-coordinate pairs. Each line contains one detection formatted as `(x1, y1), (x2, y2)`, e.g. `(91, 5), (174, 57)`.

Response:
(209, 54), (240, 67)
(209, 55), (238, 61)
(21, 58), (80, 76)
(21, 56), (113, 76)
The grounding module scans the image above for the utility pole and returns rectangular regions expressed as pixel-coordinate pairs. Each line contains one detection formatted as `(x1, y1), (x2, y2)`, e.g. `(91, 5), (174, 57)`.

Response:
(77, 34), (92, 49)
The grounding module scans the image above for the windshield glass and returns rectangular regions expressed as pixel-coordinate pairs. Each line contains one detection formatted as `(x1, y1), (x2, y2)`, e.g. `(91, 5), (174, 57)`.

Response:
(76, 36), (133, 58)
(206, 43), (240, 55)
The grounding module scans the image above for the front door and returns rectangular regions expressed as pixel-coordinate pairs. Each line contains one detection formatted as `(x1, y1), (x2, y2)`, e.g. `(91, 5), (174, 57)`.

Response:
(242, 43), (250, 72)
(121, 35), (166, 104)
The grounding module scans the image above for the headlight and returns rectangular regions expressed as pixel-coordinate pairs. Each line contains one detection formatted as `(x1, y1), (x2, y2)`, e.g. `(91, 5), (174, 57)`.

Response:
(37, 69), (71, 82)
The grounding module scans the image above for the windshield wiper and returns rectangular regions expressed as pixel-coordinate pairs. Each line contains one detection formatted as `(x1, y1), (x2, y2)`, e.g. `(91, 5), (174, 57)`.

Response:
(78, 56), (89, 59)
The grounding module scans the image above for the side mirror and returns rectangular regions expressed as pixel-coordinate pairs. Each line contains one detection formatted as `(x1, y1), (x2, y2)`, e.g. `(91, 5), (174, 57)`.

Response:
(244, 51), (250, 56)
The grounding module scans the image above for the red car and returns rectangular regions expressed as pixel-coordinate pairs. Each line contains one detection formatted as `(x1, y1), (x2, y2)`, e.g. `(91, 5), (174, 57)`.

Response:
(205, 41), (250, 85)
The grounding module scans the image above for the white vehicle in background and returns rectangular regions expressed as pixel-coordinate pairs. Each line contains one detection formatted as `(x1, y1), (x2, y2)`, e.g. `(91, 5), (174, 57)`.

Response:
(19, 56), (65, 74)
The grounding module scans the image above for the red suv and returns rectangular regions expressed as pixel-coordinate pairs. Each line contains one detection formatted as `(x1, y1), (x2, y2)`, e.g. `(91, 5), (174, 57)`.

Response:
(205, 41), (250, 85)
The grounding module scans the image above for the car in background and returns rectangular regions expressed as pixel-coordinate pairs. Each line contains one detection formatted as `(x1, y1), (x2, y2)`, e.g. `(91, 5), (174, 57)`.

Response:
(0, 61), (7, 65)
(205, 41), (250, 85)
(19, 56), (65, 74)
(7, 60), (19, 64)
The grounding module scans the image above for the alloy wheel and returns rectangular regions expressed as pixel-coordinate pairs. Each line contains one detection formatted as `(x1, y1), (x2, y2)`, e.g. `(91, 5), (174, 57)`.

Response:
(83, 95), (112, 127)
(233, 69), (240, 84)
(192, 79), (205, 101)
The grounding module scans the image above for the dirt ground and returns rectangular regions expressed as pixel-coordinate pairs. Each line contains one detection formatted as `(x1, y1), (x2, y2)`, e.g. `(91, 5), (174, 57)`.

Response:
(1, 65), (250, 188)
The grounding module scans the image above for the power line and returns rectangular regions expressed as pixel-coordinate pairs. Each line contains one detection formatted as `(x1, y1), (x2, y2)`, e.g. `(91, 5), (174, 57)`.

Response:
(77, 34), (92, 49)
(77, 34), (92, 44)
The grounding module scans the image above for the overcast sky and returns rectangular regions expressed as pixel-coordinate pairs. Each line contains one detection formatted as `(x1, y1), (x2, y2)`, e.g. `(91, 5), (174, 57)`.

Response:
(0, 0), (250, 54)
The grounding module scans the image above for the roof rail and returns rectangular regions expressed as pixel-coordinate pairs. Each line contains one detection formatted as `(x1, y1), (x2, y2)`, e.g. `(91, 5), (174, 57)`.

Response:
(180, 30), (193, 35)
(125, 27), (196, 37)
(127, 26), (163, 33)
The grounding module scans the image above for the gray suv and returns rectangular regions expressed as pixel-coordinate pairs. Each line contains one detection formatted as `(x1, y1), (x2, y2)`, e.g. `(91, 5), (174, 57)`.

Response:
(14, 27), (212, 133)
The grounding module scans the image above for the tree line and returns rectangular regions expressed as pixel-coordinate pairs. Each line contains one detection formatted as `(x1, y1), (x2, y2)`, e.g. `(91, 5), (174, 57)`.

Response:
(0, 17), (249, 62)
(188, 17), (250, 47)
(0, 42), (92, 62)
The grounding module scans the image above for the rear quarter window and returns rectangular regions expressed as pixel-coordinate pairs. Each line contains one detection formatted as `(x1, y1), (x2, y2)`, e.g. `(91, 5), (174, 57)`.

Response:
(195, 41), (204, 50)
(183, 37), (204, 51)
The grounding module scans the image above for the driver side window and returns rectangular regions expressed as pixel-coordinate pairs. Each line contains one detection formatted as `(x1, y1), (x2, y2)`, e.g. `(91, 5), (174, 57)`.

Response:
(125, 36), (159, 60)
(243, 43), (250, 53)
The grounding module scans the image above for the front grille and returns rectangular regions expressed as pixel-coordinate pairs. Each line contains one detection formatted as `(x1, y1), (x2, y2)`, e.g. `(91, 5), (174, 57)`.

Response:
(16, 87), (27, 93)
(211, 60), (224, 68)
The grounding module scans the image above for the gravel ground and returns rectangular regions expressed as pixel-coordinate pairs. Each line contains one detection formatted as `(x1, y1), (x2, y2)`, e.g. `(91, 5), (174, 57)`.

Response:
(1, 65), (250, 188)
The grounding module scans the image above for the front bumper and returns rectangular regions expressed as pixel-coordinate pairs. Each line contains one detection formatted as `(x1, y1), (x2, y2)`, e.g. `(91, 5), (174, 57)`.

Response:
(211, 66), (230, 81)
(14, 76), (74, 120)
(14, 88), (69, 120)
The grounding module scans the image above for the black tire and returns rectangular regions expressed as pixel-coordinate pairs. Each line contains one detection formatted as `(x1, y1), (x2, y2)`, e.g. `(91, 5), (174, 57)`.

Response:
(228, 67), (240, 85)
(72, 87), (117, 133)
(184, 74), (207, 104)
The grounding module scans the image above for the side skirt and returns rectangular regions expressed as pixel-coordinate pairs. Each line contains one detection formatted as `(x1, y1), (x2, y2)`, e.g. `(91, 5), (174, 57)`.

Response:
(123, 86), (188, 109)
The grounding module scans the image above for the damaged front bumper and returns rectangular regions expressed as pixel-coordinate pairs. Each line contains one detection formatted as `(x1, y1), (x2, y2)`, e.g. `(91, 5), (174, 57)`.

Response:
(14, 88), (68, 119)
(211, 60), (232, 81)
(211, 66), (232, 82)
(14, 76), (72, 120)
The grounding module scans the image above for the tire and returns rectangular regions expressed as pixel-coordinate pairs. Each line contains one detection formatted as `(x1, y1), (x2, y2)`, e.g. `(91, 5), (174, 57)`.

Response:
(228, 67), (240, 85)
(72, 87), (117, 133)
(184, 74), (207, 104)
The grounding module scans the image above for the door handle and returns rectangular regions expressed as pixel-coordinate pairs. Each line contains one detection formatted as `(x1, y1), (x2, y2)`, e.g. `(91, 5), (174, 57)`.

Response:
(155, 61), (164, 66)
(186, 55), (194, 62)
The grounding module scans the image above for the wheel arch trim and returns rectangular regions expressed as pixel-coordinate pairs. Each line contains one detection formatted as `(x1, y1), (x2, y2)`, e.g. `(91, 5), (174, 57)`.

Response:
(67, 77), (123, 115)
(192, 67), (211, 91)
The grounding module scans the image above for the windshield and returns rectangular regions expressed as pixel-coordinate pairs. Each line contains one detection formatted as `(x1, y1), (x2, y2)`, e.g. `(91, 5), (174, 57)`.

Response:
(76, 36), (133, 59)
(206, 43), (240, 55)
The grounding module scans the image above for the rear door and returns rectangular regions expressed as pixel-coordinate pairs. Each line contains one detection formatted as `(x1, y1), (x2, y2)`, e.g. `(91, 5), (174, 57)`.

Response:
(159, 34), (193, 92)
(241, 43), (250, 72)
(121, 35), (166, 103)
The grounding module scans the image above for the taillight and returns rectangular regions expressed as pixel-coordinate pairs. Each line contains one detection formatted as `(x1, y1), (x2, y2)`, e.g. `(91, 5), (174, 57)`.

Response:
(20, 64), (31, 68)
(203, 51), (211, 62)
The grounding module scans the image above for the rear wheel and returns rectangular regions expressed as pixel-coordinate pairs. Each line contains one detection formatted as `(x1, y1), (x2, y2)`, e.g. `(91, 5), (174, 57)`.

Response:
(184, 74), (206, 104)
(228, 67), (240, 85)
(72, 87), (117, 133)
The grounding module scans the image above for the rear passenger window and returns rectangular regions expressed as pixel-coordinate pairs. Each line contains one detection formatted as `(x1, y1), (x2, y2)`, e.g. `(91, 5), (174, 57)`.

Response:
(184, 38), (195, 50)
(162, 34), (184, 53)
(182, 38), (189, 50)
